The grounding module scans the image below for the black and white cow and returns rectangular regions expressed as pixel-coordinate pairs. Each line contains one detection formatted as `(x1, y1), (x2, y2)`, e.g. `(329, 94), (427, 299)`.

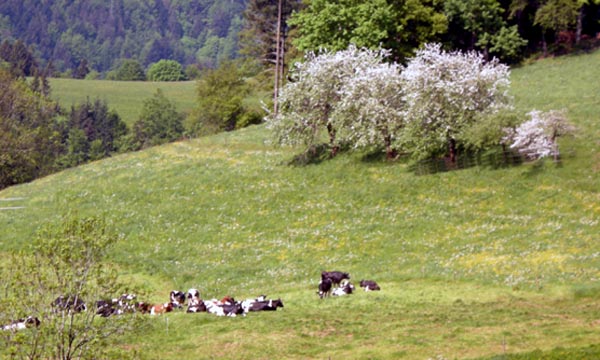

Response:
(321, 271), (350, 286)
(332, 280), (355, 296)
(317, 277), (333, 299)
(186, 288), (207, 313)
(2, 316), (40, 331)
(249, 299), (284, 311)
(170, 290), (186, 309)
(359, 280), (381, 291)
(96, 293), (137, 317)
(53, 295), (87, 313)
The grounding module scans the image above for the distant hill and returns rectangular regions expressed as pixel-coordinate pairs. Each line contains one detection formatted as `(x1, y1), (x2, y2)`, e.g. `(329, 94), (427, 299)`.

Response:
(0, 0), (247, 73)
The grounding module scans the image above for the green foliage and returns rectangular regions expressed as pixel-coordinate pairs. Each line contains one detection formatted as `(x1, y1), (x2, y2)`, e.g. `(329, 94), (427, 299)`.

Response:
(534, 0), (580, 32)
(0, 39), (38, 77)
(132, 89), (185, 149)
(0, 0), (247, 73)
(487, 25), (529, 64)
(185, 61), (249, 136)
(289, 0), (447, 61)
(112, 59), (146, 81)
(147, 59), (187, 82)
(67, 98), (128, 157)
(458, 111), (521, 151)
(0, 68), (62, 189)
(0, 214), (142, 360)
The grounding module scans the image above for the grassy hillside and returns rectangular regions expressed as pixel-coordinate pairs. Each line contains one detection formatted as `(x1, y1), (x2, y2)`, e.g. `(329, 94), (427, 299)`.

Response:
(2, 51), (600, 359)
(49, 78), (198, 126)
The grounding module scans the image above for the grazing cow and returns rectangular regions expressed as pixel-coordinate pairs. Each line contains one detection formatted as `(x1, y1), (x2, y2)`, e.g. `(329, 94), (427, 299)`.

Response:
(249, 299), (284, 311)
(53, 295), (87, 313)
(332, 280), (355, 296)
(317, 278), (333, 299)
(150, 302), (173, 315)
(2, 316), (40, 331)
(359, 280), (381, 291)
(170, 290), (186, 309)
(321, 271), (350, 286)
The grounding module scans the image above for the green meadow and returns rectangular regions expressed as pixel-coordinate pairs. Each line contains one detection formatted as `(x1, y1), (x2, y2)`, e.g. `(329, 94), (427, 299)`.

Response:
(2, 50), (600, 359)
(49, 78), (198, 125)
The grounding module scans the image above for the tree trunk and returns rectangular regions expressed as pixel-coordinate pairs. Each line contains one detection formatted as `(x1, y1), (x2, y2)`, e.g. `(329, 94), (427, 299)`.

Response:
(273, 0), (283, 115)
(542, 32), (548, 57)
(384, 135), (397, 159)
(576, 6), (584, 44)
(327, 123), (338, 157)
(448, 138), (457, 163)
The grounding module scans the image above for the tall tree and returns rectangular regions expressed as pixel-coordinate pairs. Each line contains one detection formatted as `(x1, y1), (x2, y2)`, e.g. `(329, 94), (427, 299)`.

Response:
(534, 0), (579, 54)
(239, 0), (302, 112)
(401, 44), (512, 162)
(185, 61), (249, 136)
(132, 89), (185, 149)
(0, 69), (61, 189)
(288, 0), (447, 62)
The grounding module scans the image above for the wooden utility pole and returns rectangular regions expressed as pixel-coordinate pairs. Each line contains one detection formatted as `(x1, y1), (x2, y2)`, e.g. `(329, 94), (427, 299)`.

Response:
(273, 0), (283, 115)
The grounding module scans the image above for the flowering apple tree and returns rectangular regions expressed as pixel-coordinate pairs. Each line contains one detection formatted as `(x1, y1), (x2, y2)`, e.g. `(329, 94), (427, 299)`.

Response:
(505, 109), (575, 161)
(336, 61), (406, 158)
(401, 43), (512, 162)
(267, 45), (390, 156)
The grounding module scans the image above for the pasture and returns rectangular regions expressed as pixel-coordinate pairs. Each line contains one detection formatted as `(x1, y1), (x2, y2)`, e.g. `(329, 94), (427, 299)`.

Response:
(1, 50), (600, 359)
(49, 78), (198, 126)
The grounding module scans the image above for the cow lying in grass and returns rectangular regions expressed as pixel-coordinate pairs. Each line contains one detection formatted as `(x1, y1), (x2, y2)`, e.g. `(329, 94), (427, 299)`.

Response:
(96, 293), (137, 317)
(2, 316), (40, 331)
(359, 280), (381, 291)
(332, 280), (355, 296)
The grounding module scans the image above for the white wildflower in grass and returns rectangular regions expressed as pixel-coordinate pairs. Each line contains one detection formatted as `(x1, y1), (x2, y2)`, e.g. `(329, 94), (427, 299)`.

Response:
(506, 109), (575, 161)
(401, 43), (512, 161)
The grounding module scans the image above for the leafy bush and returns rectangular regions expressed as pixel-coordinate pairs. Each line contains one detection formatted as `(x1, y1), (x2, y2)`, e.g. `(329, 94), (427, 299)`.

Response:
(147, 59), (187, 82)
(0, 214), (143, 360)
(112, 59), (146, 81)
(185, 61), (248, 136)
(132, 89), (185, 149)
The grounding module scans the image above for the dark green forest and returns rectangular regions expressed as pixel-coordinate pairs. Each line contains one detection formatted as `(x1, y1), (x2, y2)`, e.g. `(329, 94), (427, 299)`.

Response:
(2, 0), (600, 77)
(0, 0), (246, 73)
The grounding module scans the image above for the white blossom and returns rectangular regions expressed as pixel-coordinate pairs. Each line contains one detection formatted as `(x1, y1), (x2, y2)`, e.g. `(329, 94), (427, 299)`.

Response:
(401, 43), (512, 159)
(267, 45), (391, 150)
(506, 109), (574, 160)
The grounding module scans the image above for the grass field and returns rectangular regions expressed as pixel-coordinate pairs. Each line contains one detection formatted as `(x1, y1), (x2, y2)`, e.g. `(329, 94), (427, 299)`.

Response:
(49, 78), (198, 125)
(2, 50), (600, 359)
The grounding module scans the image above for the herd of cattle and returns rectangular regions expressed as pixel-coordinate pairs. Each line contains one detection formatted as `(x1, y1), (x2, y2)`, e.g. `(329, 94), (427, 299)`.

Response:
(2, 271), (379, 331)
(317, 271), (380, 298)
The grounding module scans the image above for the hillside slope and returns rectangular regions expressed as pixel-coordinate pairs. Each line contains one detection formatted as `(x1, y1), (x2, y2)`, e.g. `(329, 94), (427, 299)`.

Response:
(1, 51), (599, 359)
